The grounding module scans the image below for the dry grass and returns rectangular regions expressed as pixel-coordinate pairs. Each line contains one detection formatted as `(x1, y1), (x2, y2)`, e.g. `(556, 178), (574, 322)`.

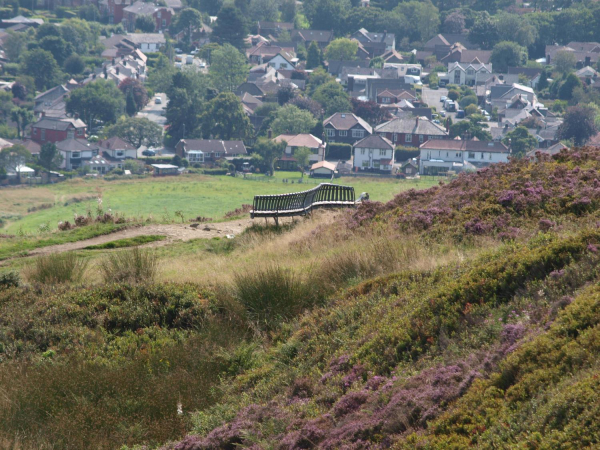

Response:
(99, 247), (159, 283)
(24, 252), (88, 284)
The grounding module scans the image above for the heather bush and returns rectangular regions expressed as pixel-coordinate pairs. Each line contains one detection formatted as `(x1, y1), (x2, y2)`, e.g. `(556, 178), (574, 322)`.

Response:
(0, 271), (19, 289)
(25, 252), (88, 284)
(99, 247), (159, 283)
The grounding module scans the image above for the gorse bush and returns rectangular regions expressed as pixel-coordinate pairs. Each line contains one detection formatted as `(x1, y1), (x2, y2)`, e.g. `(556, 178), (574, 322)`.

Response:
(0, 271), (19, 289)
(99, 247), (158, 283)
(25, 252), (88, 284)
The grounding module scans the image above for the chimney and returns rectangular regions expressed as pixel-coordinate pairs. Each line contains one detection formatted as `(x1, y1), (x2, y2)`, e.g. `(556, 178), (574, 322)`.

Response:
(116, 67), (120, 75)
(41, 111), (45, 117)
(112, 58), (115, 65)
(416, 116), (419, 127)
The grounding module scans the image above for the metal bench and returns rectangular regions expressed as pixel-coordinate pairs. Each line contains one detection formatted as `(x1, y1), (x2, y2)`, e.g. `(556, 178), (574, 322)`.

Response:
(250, 183), (361, 225)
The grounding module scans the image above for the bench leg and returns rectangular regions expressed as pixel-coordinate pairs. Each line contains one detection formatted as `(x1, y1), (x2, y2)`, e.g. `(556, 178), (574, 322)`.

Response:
(274, 216), (279, 227)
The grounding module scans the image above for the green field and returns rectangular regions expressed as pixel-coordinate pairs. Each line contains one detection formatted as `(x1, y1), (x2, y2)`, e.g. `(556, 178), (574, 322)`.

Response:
(1, 173), (439, 234)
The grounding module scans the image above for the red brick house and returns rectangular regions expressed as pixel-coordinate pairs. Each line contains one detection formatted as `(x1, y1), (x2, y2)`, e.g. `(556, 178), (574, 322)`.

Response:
(122, 1), (173, 32)
(375, 116), (448, 146)
(30, 116), (87, 144)
(99, 0), (133, 25)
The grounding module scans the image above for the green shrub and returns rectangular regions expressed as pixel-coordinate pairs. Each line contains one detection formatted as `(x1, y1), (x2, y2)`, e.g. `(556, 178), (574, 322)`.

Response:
(0, 271), (19, 289)
(25, 252), (88, 284)
(233, 266), (316, 328)
(99, 247), (158, 283)
(201, 168), (228, 175)
(327, 143), (352, 160)
(395, 146), (419, 162)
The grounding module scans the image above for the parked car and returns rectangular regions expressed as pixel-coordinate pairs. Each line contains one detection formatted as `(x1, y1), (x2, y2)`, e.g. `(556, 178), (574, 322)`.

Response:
(456, 110), (465, 119)
(440, 111), (446, 117)
(155, 97), (162, 104)
(142, 149), (156, 157)
(199, 61), (206, 68)
(175, 48), (183, 54)
(440, 96), (447, 102)
(190, 48), (198, 55)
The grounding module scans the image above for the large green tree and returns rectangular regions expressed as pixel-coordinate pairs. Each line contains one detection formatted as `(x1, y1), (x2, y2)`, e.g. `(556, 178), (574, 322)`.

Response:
(172, 8), (202, 43)
(324, 38), (358, 61)
(135, 15), (156, 33)
(306, 42), (323, 70)
(39, 142), (63, 170)
(557, 106), (597, 146)
(468, 13), (499, 50)
(253, 137), (286, 175)
(21, 49), (61, 91)
(39, 35), (74, 65)
(105, 116), (163, 148)
(211, 5), (247, 50)
(66, 79), (125, 129)
(0, 144), (31, 182)
(201, 92), (252, 140)
(491, 41), (528, 73)
(312, 81), (352, 117)
(209, 44), (247, 92)
(10, 108), (33, 140)
(449, 115), (492, 141)
(394, 0), (440, 43)
(502, 126), (538, 157)
(118, 78), (148, 113)
(271, 104), (317, 136)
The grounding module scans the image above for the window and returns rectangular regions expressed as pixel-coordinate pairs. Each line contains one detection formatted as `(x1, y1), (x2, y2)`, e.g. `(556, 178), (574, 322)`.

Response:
(379, 149), (386, 156)
(72, 152), (80, 158)
(467, 69), (474, 75)
(446, 152), (449, 157)
(429, 136), (433, 141)
(162, 18), (166, 27)
(373, 160), (380, 168)
(362, 160), (369, 167)
(214, 152), (221, 158)
(481, 152), (484, 159)
(339, 130), (347, 137)
(419, 135), (424, 143)
(393, 133), (397, 142)
(280, 63), (288, 69)
(457, 152), (462, 158)
(489, 153), (492, 160)
(326, 129), (335, 137)
(116, 151), (124, 157)
(41, 130), (46, 141)
(360, 148), (366, 155)
(468, 152), (475, 159)
(352, 129), (365, 138)
(382, 97), (390, 104)
(405, 134), (412, 143)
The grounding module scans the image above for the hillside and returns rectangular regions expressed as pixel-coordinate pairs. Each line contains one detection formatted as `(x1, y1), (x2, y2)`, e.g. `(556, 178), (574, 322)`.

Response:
(1, 149), (600, 449)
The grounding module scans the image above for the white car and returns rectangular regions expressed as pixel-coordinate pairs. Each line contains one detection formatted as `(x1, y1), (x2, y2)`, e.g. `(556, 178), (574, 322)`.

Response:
(440, 96), (447, 102)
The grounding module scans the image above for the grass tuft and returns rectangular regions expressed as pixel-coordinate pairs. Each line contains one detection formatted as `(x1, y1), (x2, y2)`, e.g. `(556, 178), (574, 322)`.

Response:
(99, 247), (159, 283)
(25, 252), (88, 284)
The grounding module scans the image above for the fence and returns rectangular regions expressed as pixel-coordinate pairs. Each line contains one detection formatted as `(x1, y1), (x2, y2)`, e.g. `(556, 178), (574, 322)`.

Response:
(251, 183), (357, 224)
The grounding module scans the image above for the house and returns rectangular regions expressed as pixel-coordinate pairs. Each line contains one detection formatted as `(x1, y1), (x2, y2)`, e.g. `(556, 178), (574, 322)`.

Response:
(506, 67), (543, 88)
(235, 82), (266, 98)
(375, 116), (448, 146)
(365, 79), (415, 102)
(98, 137), (137, 159)
(440, 44), (492, 65)
(353, 134), (394, 173)
(441, 62), (492, 86)
(123, 33), (166, 53)
(419, 139), (510, 175)
(55, 138), (100, 170)
(423, 34), (479, 59)
(34, 85), (70, 116)
(83, 52), (147, 84)
(545, 42), (600, 67)
(247, 43), (296, 66)
(265, 53), (296, 70)
(99, 0), (134, 25)
(291, 29), (333, 49)
(240, 92), (263, 112)
(272, 133), (326, 170)
(31, 116), (86, 144)
(327, 59), (371, 77)
(490, 83), (537, 112)
(351, 28), (395, 56)
(151, 164), (179, 176)
(83, 154), (118, 174)
(383, 63), (422, 77)
(310, 160), (338, 178)
(9, 139), (41, 156)
(0, 15), (43, 29)
(323, 112), (372, 145)
(121, 1), (173, 32)
(376, 89), (417, 105)
(257, 21), (294, 38)
(381, 49), (404, 64)
(575, 66), (598, 83)
(398, 159), (419, 176)
(525, 142), (568, 159)
(174, 139), (247, 163)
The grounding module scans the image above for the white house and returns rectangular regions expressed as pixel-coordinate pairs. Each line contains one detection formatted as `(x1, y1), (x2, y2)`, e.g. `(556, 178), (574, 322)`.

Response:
(266, 53), (296, 70)
(353, 134), (395, 173)
(419, 139), (509, 175)
(443, 62), (492, 86)
(56, 138), (100, 171)
(273, 133), (326, 170)
(98, 137), (137, 160)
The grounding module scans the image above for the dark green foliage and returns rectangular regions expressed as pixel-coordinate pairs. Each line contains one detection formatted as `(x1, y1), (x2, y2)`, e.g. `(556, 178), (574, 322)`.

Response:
(211, 5), (247, 50)
(135, 14), (156, 32)
(0, 271), (19, 289)
(327, 143), (352, 160)
(395, 146), (420, 162)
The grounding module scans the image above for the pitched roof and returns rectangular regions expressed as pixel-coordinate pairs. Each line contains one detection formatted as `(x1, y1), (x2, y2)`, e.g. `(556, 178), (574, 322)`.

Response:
(354, 134), (393, 149)
(323, 112), (372, 133)
(177, 139), (247, 156)
(273, 133), (324, 148)
(123, 1), (171, 15)
(33, 117), (86, 131)
(98, 136), (135, 150)
(223, 140), (247, 156)
(375, 117), (447, 136)
(56, 138), (99, 152)
(124, 33), (166, 45)
(420, 139), (509, 153)
(291, 29), (333, 43)
(310, 160), (337, 171)
(35, 84), (69, 101)
(507, 67), (543, 78)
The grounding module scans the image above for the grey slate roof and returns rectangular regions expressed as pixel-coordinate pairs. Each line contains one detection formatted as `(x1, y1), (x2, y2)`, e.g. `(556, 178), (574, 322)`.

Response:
(354, 134), (393, 149)
(375, 117), (447, 136)
(324, 112), (373, 134)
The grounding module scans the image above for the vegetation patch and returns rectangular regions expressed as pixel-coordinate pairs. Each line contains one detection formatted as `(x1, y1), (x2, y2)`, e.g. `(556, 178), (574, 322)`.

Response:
(84, 234), (165, 250)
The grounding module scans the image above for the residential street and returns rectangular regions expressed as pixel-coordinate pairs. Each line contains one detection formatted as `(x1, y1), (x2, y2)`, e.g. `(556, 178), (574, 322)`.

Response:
(421, 86), (458, 123)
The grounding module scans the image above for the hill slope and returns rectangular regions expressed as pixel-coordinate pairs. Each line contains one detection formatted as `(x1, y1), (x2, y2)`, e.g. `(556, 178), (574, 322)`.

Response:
(169, 148), (600, 449)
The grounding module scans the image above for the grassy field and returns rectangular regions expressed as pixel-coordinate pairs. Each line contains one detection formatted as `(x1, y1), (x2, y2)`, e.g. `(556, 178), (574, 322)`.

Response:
(0, 173), (439, 234)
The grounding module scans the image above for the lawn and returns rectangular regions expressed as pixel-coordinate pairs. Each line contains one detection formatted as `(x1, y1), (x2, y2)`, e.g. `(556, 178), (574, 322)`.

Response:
(0, 173), (439, 234)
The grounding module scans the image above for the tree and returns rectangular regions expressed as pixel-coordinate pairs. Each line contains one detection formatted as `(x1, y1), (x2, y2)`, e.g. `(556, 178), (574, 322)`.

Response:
(304, 0), (350, 35)
(502, 126), (538, 157)
(79, 3), (100, 21)
(172, 8), (202, 43)
(36, 23), (61, 40)
(105, 116), (163, 148)
(289, 96), (323, 118)
(11, 82), (27, 101)
(60, 19), (95, 54)
(21, 49), (61, 91)
(351, 98), (391, 126)
(394, 0), (440, 43)
(312, 81), (352, 116)
(468, 13), (499, 50)
(39, 35), (74, 65)
(118, 78), (148, 113)
(193, 0), (222, 14)
(146, 54), (177, 94)
(496, 12), (537, 48)
(253, 137), (286, 175)
(306, 41), (323, 70)
(557, 106), (598, 146)
(198, 42), (221, 65)
(4, 31), (28, 61)
(277, 86), (296, 106)
(66, 79), (125, 129)
(449, 115), (492, 140)
(125, 89), (137, 116)
(448, 89), (460, 101)
(370, 56), (384, 69)
(465, 104), (479, 116)
(10, 108), (33, 139)
(294, 146), (312, 177)
(554, 51), (577, 75)
(324, 38), (358, 61)
(63, 54), (85, 75)
(491, 41), (527, 73)
(135, 15), (156, 32)
(281, 0), (296, 22)
(558, 73), (582, 101)
(39, 142), (63, 170)
(537, 67), (549, 91)
(443, 11), (465, 34)
(211, 5), (247, 50)
(271, 104), (317, 136)
(201, 92), (253, 140)
(0, 145), (31, 183)
(209, 44), (247, 92)
(249, 0), (278, 22)
(307, 67), (333, 95)
(458, 95), (478, 109)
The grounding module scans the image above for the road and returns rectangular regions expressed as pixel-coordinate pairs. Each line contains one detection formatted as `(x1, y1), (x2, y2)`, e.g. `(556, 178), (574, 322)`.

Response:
(137, 93), (171, 157)
(421, 87), (458, 123)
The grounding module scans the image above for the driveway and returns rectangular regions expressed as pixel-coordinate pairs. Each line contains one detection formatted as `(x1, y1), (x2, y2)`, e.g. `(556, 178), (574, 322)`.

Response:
(139, 93), (168, 128)
(421, 87), (458, 123)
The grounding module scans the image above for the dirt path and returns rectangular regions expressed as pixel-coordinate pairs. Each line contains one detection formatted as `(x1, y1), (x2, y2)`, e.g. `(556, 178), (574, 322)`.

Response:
(28, 218), (257, 256)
